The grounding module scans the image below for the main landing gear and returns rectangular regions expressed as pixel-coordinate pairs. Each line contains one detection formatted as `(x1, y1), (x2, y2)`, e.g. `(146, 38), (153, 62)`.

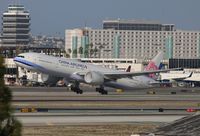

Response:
(70, 81), (83, 94)
(96, 86), (108, 95)
(70, 82), (107, 95)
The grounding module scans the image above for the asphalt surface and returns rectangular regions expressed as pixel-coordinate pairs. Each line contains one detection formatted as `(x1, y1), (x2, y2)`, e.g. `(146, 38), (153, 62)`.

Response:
(9, 86), (200, 126)
(10, 85), (200, 93)
(16, 114), (185, 126)
(11, 86), (200, 101)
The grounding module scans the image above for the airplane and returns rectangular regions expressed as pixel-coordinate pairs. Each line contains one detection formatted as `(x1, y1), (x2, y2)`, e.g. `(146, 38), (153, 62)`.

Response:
(159, 71), (193, 82)
(14, 51), (174, 95)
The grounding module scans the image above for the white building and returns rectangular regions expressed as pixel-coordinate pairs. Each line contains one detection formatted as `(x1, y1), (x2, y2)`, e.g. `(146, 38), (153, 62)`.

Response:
(80, 58), (143, 72)
(65, 20), (200, 60)
(65, 29), (86, 58)
(4, 58), (17, 85)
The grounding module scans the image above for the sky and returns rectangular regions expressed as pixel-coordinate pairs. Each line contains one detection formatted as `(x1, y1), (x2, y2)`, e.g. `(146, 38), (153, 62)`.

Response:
(0, 0), (200, 37)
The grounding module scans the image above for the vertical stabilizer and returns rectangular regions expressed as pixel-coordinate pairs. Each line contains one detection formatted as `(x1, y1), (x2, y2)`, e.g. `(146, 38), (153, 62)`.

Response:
(145, 51), (164, 71)
(145, 51), (164, 79)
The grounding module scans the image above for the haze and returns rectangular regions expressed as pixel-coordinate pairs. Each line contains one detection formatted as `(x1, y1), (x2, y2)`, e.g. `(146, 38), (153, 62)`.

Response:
(0, 0), (200, 36)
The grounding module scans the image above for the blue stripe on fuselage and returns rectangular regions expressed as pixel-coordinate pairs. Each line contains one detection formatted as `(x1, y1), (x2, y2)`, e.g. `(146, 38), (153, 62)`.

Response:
(14, 57), (45, 71)
(14, 59), (33, 67)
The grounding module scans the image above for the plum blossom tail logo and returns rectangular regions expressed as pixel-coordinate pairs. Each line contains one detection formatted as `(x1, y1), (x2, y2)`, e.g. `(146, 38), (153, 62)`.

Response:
(145, 61), (159, 79)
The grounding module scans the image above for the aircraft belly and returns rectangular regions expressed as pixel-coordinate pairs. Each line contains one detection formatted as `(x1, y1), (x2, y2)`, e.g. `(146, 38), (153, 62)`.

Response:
(38, 64), (69, 78)
(104, 77), (151, 90)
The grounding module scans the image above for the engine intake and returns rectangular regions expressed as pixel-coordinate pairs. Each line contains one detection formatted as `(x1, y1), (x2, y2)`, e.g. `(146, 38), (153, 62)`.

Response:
(84, 71), (104, 85)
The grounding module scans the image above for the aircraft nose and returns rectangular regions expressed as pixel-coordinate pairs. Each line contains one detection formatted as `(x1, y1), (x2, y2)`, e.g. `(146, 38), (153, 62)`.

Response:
(13, 56), (23, 64)
(13, 57), (18, 62)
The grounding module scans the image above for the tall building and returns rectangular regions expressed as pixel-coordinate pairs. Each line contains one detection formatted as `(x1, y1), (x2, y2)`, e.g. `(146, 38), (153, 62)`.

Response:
(66, 28), (200, 59)
(65, 29), (89, 58)
(103, 19), (175, 31)
(1, 5), (30, 47)
(65, 19), (200, 59)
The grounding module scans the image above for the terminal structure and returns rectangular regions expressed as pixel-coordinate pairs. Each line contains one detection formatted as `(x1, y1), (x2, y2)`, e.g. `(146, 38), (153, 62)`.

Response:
(65, 19), (200, 60)
(103, 19), (175, 31)
(1, 5), (30, 47)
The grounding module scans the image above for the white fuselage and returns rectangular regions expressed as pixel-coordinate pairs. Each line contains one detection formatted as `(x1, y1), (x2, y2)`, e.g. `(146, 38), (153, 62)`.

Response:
(14, 53), (157, 90)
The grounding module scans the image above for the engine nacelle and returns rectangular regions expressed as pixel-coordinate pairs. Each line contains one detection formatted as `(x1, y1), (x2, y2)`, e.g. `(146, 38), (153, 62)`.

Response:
(84, 71), (104, 85)
(41, 74), (62, 86)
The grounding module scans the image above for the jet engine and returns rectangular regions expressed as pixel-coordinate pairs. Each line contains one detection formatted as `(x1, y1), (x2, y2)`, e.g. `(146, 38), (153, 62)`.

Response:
(84, 71), (104, 85)
(41, 73), (62, 86)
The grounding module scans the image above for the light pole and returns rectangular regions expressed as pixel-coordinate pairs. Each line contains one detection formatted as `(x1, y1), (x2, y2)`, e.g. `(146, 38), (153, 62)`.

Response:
(117, 18), (120, 31)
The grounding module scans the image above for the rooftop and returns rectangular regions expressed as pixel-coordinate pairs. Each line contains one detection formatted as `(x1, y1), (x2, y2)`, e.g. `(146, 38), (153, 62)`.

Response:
(7, 4), (25, 12)
(103, 19), (174, 26)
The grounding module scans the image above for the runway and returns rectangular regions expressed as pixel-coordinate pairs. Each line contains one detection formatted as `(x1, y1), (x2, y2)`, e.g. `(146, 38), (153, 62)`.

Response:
(10, 86), (200, 126)
(16, 114), (185, 126)
(13, 95), (200, 101)
(11, 86), (200, 101)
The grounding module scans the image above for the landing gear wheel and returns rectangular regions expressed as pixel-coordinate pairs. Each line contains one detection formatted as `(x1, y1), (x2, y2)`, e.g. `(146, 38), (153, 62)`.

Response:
(101, 90), (108, 95)
(96, 88), (101, 92)
(71, 86), (76, 92)
(75, 89), (83, 94)
(96, 87), (108, 95)
(71, 81), (83, 94)
(78, 89), (83, 94)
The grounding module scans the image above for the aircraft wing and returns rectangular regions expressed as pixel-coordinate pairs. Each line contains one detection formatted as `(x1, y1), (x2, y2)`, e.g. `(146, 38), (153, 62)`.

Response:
(171, 72), (193, 81)
(103, 68), (180, 80)
(77, 68), (181, 81)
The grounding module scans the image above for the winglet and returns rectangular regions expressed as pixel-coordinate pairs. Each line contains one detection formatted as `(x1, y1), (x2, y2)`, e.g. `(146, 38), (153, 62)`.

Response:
(126, 65), (131, 72)
(188, 72), (193, 78)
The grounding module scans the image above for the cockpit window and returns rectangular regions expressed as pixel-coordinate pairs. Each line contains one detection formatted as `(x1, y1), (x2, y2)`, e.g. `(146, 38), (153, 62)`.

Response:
(17, 55), (24, 58)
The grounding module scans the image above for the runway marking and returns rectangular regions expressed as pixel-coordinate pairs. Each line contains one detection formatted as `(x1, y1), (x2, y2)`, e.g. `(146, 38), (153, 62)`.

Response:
(46, 122), (54, 126)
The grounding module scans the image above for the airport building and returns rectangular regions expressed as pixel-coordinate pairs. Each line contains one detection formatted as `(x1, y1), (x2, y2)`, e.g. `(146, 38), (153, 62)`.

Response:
(103, 19), (175, 31)
(80, 58), (143, 72)
(4, 58), (17, 85)
(1, 5), (30, 47)
(169, 59), (200, 69)
(65, 29), (89, 58)
(65, 20), (200, 60)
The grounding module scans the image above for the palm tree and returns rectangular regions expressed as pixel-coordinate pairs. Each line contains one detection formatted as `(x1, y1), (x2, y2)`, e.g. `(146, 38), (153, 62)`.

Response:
(72, 49), (77, 58)
(89, 43), (94, 57)
(79, 47), (83, 58)
(67, 48), (72, 54)
(84, 44), (89, 58)
(89, 43), (93, 49)
(65, 48), (72, 58)
(62, 50), (70, 58)
(98, 44), (105, 58)
(94, 46), (98, 58)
